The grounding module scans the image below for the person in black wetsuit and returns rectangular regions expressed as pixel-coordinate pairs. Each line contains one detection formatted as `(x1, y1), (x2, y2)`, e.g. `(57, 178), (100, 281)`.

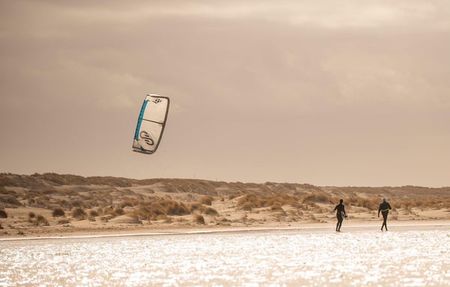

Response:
(378, 198), (392, 231)
(333, 199), (347, 232)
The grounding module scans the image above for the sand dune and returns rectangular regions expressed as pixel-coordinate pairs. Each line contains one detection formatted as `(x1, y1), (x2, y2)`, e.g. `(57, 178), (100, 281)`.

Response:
(1, 173), (449, 237)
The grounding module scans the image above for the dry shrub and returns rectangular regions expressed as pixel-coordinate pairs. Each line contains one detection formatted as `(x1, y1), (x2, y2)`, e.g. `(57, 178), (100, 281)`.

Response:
(399, 200), (413, 212)
(302, 192), (332, 204)
(52, 208), (65, 217)
(405, 197), (450, 209)
(89, 210), (99, 217)
(307, 202), (319, 209)
(345, 196), (379, 210)
(271, 204), (284, 212)
(189, 202), (205, 212)
(194, 214), (205, 224)
(204, 207), (219, 216)
(0, 223), (2, 229)
(57, 199), (72, 210)
(0, 186), (9, 194)
(356, 198), (378, 210)
(241, 202), (253, 211)
(315, 207), (328, 213)
(133, 198), (191, 220)
(266, 194), (299, 208)
(28, 212), (35, 222)
(57, 218), (70, 224)
(0, 209), (7, 218)
(199, 196), (213, 206)
(218, 217), (231, 222)
(69, 199), (83, 208)
(114, 208), (124, 216)
(0, 195), (21, 207)
(159, 199), (190, 216)
(236, 194), (301, 210)
(444, 200), (450, 209)
(35, 215), (49, 226)
(100, 215), (113, 222)
(404, 205), (413, 214)
(132, 206), (153, 220)
(236, 194), (260, 209)
(32, 196), (51, 209)
(72, 207), (87, 220)
(309, 214), (317, 221)
(102, 206), (115, 216)
(120, 198), (139, 208)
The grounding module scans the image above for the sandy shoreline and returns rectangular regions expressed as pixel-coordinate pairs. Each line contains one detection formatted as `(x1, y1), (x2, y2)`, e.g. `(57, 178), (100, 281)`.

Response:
(1, 219), (449, 242)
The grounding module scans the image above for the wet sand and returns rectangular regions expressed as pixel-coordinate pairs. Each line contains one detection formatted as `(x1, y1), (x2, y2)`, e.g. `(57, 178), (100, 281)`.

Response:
(1, 222), (449, 286)
(1, 219), (449, 241)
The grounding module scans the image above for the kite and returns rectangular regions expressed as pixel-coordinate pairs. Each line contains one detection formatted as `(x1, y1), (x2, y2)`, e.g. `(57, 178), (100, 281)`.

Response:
(132, 94), (170, 154)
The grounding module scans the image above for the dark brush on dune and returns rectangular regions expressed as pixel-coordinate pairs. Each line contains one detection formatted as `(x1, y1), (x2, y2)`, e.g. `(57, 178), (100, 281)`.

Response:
(1, 173), (450, 224)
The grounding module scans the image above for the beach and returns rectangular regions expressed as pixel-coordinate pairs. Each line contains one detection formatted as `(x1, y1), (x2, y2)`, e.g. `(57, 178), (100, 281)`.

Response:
(1, 174), (449, 285)
(2, 174), (450, 239)
(1, 223), (449, 286)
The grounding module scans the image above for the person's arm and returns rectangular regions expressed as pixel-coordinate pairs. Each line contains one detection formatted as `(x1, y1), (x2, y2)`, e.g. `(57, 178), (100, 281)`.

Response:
(388, 203), (392, 210)
(333, 205), (337, 212)
(343, 206), (347, 217)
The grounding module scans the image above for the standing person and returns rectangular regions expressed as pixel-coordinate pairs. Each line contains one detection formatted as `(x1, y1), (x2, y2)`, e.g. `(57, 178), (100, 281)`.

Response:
(333, 199), (347, 232)
(378, 198), (392, 231)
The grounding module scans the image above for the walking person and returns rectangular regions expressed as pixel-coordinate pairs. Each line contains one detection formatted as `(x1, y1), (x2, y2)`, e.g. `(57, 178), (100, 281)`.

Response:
(378, 198), (392, 231)
(333, 199), (347, 232)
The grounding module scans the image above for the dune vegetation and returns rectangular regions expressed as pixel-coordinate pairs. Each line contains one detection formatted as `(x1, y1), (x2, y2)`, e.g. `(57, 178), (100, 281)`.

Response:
(0, 173), (449, 236)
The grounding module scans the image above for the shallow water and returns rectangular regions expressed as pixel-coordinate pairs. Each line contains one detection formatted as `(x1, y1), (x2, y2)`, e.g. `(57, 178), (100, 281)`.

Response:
(1, 229), (449, 286)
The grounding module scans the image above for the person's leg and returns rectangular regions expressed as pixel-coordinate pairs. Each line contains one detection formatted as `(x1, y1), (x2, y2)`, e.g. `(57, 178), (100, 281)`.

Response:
(337, 217), (343, 231)
(383, 212), (388, 231)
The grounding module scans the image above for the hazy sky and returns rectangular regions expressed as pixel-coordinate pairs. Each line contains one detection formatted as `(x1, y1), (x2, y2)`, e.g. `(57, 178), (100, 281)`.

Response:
(1, 1), (449, 186)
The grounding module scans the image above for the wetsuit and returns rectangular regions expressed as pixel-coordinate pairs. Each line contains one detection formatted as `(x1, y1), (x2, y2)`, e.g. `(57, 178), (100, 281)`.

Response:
(378, 202), (392, 231)
(334, 203), (346, 231)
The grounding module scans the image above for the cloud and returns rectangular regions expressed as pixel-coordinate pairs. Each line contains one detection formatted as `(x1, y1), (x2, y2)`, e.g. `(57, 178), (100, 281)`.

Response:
(27, 0), (449, 30)
(0, 0), (449, 186)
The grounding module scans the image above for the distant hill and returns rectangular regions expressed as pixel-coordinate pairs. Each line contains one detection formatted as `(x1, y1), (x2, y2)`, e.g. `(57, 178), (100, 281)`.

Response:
(1, 172), (449, 236)
(1, 172), (449, 197)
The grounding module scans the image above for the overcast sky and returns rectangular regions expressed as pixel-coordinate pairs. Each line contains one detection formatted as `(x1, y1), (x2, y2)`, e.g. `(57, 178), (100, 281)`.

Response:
(1, 1), (449, 186)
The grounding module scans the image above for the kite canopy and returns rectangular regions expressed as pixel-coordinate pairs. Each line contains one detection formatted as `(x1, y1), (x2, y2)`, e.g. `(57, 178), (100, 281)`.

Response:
(132, 94), (170, 154)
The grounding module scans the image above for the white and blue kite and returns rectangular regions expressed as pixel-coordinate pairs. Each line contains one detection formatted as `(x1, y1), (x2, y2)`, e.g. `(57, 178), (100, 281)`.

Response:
(132, 94), (170, 154)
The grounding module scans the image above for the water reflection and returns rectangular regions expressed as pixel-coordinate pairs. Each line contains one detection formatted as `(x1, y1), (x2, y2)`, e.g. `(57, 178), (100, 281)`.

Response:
(1, 230), (449, 286)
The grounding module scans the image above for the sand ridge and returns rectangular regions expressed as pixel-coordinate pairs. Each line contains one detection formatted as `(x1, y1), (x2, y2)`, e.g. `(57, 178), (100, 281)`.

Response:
(1, 173), (449, 238)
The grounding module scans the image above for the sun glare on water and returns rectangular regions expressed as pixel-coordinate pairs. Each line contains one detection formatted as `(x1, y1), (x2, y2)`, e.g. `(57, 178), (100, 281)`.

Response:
(0, 229), (449, 286)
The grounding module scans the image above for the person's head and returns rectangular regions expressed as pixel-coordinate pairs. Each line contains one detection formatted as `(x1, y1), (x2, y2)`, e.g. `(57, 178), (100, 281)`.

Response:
(339, 199), (343, 204)
(383, 198), (387, 203)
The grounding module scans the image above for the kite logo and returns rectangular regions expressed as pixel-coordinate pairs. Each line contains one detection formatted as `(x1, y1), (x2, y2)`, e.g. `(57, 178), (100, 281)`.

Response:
(152, 98), (162, 104)
(140, 131), (154, 146)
